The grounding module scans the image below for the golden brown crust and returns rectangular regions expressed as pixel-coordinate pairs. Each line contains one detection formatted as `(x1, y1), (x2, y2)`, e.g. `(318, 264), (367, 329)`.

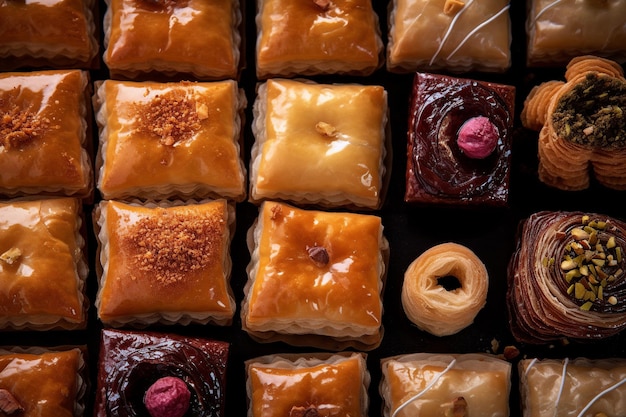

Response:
(520, 81), (564, 131)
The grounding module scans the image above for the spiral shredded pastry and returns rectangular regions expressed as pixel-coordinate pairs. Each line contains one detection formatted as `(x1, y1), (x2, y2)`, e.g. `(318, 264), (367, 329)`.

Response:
(507, 211), (626, 344)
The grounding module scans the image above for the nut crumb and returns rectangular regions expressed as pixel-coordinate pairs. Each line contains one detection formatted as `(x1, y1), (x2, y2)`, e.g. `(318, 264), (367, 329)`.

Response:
(312, 0), (330, 11)
(0, 100), (49, 149)
(0, 247), (22, 265)
(270, 204), (282, 221)
(315, 121), (337, 137)
(503, 345), (520, 360)
(289, 405), (319, 417)
(307, 245), (329, 267)
(0, 389), (23, 415)
(444, 397), (467, 417)
(443, 0), (465, 15)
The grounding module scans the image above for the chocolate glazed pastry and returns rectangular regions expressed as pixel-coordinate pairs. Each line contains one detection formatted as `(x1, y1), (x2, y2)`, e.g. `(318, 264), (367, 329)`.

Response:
(507, 211), (626, 344)
(405, 72), (515, 207)
(94, 329), (229, 417)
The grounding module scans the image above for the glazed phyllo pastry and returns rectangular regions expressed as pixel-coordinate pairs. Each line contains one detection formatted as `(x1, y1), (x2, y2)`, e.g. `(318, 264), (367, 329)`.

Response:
(242, 201), (388, 351)
(0, 197), (89, 331)
(0, 0), (99, 70)
(507, 211), (626, 344)
(103, 0), (242, 80)
(519, 357), (626, 417)
(380, 353), (512, 417)
(94, 79), (247, 201)
(0, 346), (87, 417)
(405, 72), (515, 207)
(93, 199), (236, 327)
(255, 0), (383, 78)
(250, 78), (389, 210)
(526, 0), (626, 67)
(387, 0), (512, 73)
(0, 70), (93, 199)
(94, 329), (229, 417)
(245, 352), (370, 417)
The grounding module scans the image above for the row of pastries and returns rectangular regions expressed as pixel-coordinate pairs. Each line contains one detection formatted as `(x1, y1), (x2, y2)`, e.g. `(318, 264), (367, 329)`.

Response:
(1, 0), (626, 416)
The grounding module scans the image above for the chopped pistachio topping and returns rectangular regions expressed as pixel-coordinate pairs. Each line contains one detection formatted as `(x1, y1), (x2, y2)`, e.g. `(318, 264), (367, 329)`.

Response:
(0, 247), (21, 265)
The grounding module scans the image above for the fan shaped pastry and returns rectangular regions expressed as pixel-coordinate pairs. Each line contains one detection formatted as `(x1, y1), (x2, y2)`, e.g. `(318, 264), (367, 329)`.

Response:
(0, 70), (93, 199)
(241, 201), (388, 351)
(0, 197), (88, 331)
(0, 347), (87, 417)
(0, 0), (99, 70)
(519, 357), (626, 417)
(255, 0), (383, 78)
(387, 0), (512, 73)
(526, 0), (626, 67)
(250, 78), (389, 210)
(245, 352), (369, 417)
(405, 72), (515, 207)
(94, 329), (229, 417)
(94, 79), (247, 201)
(521, 55), (626, 190)
(401, 242), (489, 336)
(103, 0), (242, 80)
(507, 210), (626, 344)
(93, 199), (236, 327)
(380, 353), (511, 417)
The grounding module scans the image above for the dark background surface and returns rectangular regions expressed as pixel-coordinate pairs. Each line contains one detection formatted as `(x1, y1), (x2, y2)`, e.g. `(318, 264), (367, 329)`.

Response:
(3, 1), (626, 416)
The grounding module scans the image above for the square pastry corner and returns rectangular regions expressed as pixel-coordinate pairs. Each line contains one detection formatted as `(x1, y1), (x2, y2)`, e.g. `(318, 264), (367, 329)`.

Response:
(405, 72), (515, 207)
(0, 197), (89, 331)
(255, 0), (383, 78)
(103, 0), (242, 80)
(93, 79), (247, 201)
(241, 201), (388, 351)
(94, 329), (229, 417)
(0, 70), (93, 199)
(245, 352), (370, 417)
(0, 346), (87, 417)
(387, 0), (511, 73)
(93, 199), (236, 328)
(250, 78), (389, 210)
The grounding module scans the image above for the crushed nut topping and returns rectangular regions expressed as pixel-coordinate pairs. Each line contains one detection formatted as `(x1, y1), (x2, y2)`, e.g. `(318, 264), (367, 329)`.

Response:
(443, 0), (465, 15)
(0, 389), (23, 415)
(444, 397), (467, 417)
(0, 100), (49, 150)
(315, 121), (337, 137)
(270, 204), (283, 221)
(0, 247), (22, 265)
(289, 405), (319, 417)
(502, 345), (520, 360)
(134, 90), (203, 146)
(307, 245), (330, 267)
(123, 209), (224, 285)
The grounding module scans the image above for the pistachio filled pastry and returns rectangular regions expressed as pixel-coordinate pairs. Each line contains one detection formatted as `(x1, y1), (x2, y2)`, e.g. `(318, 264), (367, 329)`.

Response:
(507, 210), (626, 344)
(521, 55), (626, 190)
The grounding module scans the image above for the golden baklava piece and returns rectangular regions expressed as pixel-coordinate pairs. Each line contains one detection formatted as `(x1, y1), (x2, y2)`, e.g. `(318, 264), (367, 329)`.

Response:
(0, 198), (88, 331)
(0, 0), (98, 70)
(103, 0), (242, 80)
(0, 70), (93, 199)
(94, 199), (236, 328)
(94, 79), (246, 201)
(250, 78), (389, 210)
(242, 201), (388, 351)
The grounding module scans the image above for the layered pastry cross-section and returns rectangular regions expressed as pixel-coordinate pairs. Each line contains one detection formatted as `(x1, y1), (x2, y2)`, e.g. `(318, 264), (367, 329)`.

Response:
(94, 329), (229, 417)
(0, 70), (93, 199)
(242, 201), (388, 351)
(405, 72), (515, 207)
(94, 79), (247, 201)
(93, 199), (236, 327)
(0, 197), (89, 331)
(250, 78), (389, 210)
(507, 210), (626, 344)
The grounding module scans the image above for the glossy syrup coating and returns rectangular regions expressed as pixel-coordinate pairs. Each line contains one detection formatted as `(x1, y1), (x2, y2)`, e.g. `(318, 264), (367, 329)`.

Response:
(94, 329), (229, 417)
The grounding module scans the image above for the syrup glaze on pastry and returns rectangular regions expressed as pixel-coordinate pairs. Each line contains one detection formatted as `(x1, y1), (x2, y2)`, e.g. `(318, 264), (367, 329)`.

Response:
(94, 329), (229, 417)
(405, 72), (514, 206)
(507, 210), (626, 344)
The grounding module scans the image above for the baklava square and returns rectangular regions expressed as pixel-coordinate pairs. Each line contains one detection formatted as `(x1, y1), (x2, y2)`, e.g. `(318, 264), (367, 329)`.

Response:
(250, 78), (389, 210)
(242, 201), (388, 351)
(94, 79), (247, 201)
(405, 72), (515, 207)
(94, 329), (229, 417)
(93, 199), (236, 327)
(0, 0), (99, 70)
(526, 0), (626, 66)
(0, 198), (88, 331)
(246, 352), (370, 417)
(103, 0), (242, 80)
(0, 347), (87, 417)
(255, 0), (383, 78)
(387, 0), (511, 73)
(0, 70), (93, 199)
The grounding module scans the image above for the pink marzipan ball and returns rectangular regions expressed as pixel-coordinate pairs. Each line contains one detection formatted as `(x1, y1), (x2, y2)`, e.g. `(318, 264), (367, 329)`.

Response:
(144, 376), (191, 417)
(457, 116), (499, 159)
